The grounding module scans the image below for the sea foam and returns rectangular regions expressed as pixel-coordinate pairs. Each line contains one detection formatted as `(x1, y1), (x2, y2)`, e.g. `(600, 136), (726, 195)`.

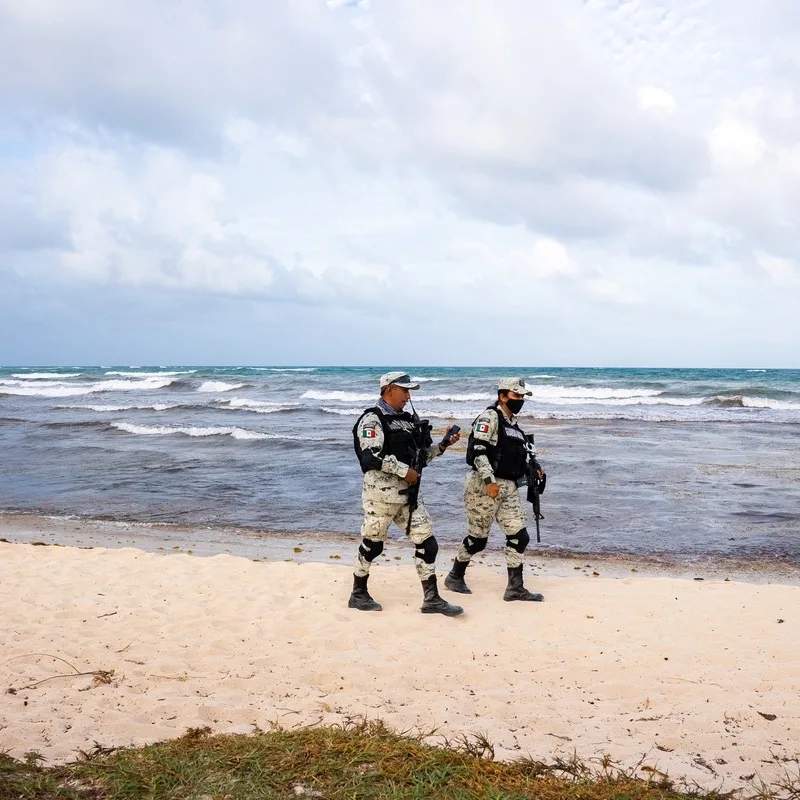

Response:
(302, 391), (374, 402)
(197, 381), (247, 393)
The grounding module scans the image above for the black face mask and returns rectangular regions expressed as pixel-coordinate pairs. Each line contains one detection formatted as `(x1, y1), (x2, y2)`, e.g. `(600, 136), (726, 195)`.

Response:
(505, 398), (525, 414)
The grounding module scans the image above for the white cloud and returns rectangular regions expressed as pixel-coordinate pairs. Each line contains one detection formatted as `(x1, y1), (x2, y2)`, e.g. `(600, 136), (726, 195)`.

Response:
(529, 238), (581, 279)
(638, 86), (678, 115)
(583, 277), (642, 305)
(708, 118), (767, 170)
(2, 0), (800, 363)
(755, 250), (799, 287)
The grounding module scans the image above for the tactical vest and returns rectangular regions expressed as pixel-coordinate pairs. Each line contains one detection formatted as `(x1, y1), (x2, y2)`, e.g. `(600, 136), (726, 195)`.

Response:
(466, 404), (528, 480)
(352, 407), (425, 474)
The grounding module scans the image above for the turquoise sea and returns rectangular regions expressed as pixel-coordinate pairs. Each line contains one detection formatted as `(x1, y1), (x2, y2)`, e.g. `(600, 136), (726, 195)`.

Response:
(1, 366), (799, 564)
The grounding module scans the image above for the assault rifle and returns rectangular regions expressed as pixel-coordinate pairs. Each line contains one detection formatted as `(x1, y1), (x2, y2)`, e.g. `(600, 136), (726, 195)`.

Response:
(524, 434), (546, 542)
(404, 412), (433, 536)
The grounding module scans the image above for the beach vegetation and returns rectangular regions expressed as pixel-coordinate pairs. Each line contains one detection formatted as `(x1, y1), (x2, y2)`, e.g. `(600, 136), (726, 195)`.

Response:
(1, 719), (796, 799)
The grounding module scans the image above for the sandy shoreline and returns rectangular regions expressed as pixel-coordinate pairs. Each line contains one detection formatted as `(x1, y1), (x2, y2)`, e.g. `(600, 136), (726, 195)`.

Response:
(3, 510), (799, 585)
(2, 536), (799, 794)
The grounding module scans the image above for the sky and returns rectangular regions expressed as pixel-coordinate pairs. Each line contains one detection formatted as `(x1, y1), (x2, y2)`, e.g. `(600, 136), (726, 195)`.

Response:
(1, 0), (799, 367)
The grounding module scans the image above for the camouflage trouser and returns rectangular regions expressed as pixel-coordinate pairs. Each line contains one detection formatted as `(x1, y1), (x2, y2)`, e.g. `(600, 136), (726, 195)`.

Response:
(459, 472), (528, 568)
(354, 494), (436, 581)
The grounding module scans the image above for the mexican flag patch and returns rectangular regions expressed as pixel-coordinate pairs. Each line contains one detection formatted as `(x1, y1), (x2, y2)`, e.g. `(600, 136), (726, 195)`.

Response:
(362, 428), (378, 439)
(476, 422), (490, 434)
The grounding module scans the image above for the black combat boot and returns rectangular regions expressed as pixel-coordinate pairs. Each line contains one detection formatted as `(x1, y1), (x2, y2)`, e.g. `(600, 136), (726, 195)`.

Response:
(420, 576), (464, 616)
(444, 558), (472, 594)
(348, 574), (382, 611)
(503, 565), (544, 602)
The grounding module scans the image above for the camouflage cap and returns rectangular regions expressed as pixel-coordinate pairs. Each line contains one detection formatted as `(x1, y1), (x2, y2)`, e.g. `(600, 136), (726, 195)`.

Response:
(497, 377), (533, 396)
(380, 371), (420, 390)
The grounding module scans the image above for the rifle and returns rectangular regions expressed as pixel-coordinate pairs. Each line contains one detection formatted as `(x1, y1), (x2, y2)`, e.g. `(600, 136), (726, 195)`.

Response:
(404, 411), (433, 536)
(524, 434), (546, 542)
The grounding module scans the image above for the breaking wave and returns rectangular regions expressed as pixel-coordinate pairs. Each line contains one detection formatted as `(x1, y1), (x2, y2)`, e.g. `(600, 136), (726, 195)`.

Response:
(197, 381), (247, 393)
(705, 395), (800, 411)
(254, 367), (317, 372)
(302, 390), (373, 402)
(111, 422), (330, 442)
(0, 377), (176, 397)
(105, 370), (197, 377)
(11, 372), (84, 379)
(57, 403), (182, 412)
(220, 398), (300, 414)
(112, 422), (276, 440)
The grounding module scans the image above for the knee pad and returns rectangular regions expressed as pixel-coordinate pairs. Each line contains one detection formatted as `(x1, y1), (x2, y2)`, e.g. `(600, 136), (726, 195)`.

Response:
(358, 538), (384, 562)
(414, 535), (439, 564)
(462, 535), (487, 555)
(506, 528), (530, 554)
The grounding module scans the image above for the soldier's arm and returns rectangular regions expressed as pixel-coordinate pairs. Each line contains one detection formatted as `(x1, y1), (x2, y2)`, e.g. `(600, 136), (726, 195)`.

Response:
(357, 412), (409, 478)
(471, 411), (499, 483)
(424, 442), (444, 464)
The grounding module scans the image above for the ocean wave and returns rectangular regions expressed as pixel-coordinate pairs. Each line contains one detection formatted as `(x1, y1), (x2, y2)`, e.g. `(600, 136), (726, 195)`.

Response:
(220, 398), (300, 414)
(320, 406), (468, 420)
(1, 378), (67, 387)
(420, 393), (494, 402)
(11, 372), (84, 379)
(528, 374), (558, 379)
(43, 420), (111, 430)
(0, 377), (176, 398)
(525, 396), (702, 407)
(111, 422), (328, 442)
(705, 395), (800, 411)
(528, 385), (663, 400)
(112, 422), (275, 440)
(302, 390), (374, 402)
(321, 406), (362, 416)
(255, 367), (317, 372)
(57, 403), (182, 412)
(105, 370), (197, 377)
(197, 381), (247, 392)
(410, 376), (446, 382)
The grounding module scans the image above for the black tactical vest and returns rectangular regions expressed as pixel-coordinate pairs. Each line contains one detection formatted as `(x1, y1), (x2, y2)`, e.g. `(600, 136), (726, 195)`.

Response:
(352, 407), (424, 474)
(466, 404), (528, 480)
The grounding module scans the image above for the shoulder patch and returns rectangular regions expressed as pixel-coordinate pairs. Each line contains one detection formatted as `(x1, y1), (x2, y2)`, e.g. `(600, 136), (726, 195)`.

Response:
(361, 427), (378, 439)
(475, 422), (491, 434)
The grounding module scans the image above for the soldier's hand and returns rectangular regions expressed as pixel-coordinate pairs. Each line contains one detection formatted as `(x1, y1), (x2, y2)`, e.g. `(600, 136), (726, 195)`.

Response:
(445, 427), (461, 445)
(403, 468), (420, 485)
(486, 482), (499, 499)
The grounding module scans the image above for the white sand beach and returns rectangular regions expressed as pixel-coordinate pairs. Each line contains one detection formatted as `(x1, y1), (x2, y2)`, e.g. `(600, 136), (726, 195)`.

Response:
(1, 539), (798, 794)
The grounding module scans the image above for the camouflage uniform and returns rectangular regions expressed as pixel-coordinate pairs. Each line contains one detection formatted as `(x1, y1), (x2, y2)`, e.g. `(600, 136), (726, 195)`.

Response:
(459, 406), (528, 568)
(348, 371), (463, 616)
(355, 405), (444, 582)
(444, 377), (544, 602)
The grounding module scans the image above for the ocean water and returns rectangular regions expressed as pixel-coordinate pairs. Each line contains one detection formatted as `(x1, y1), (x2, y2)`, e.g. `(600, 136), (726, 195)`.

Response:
(1, 366), (799, 564)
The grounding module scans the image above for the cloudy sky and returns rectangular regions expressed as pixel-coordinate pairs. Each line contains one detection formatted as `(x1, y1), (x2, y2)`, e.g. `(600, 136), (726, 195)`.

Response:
(1, 0), (798, 367)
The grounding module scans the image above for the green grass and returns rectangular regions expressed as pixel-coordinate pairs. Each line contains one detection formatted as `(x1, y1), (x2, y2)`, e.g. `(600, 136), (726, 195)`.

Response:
(1, 719), (795, 800)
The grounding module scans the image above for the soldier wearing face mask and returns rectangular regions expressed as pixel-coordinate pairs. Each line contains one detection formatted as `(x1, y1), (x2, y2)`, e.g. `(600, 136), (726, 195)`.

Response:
(444, 378), (544, 602)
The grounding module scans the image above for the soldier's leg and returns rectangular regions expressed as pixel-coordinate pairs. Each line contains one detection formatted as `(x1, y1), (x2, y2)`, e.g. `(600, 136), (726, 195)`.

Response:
(395, 501), (463, 617)
(497, 482), (543, 602)
(444, 473), (495, 594)
(348, 496), (395, 611)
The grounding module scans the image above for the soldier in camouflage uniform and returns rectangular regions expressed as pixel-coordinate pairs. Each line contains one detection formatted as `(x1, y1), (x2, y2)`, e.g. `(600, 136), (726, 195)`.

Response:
(348, 371), (464, 616)
(444, 378), (544, 602)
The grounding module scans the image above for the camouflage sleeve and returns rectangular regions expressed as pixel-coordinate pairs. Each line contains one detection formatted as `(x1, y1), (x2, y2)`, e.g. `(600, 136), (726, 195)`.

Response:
(471, 410), (499, 482)
(424, 442), (445, 465)
(357, 412), (409, 478)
